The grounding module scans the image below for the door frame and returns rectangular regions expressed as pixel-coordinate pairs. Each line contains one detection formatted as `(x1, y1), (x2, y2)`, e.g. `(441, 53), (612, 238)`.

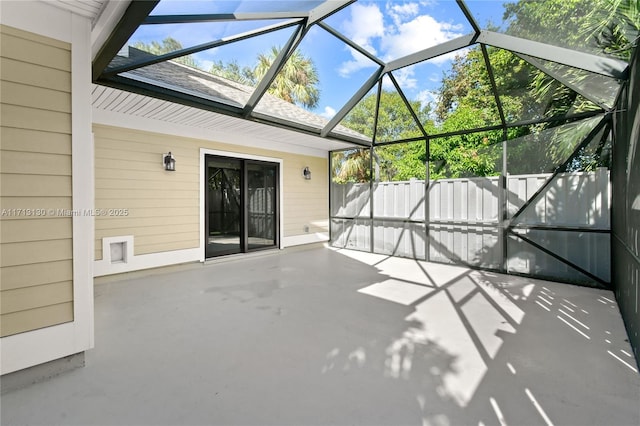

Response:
(199, 148), (283, 261)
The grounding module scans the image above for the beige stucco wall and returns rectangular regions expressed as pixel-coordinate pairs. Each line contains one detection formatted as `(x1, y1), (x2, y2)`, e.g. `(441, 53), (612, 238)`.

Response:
(0, 25), (74, 337)
(94, 124), (328, 260)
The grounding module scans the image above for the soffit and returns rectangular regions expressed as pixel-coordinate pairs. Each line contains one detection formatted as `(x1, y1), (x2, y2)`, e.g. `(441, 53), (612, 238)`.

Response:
(92, 84), (354, 154)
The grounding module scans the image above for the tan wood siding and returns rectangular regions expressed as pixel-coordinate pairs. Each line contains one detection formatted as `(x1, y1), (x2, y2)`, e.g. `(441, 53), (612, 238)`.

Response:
(1, 260), (73, 291)
(94, 126), (200, 259)
(1, 128), (72, 155)
(1, 218), (72, 243)
(1, 281), (73, 314)
(1, 81), (72, 113)
(1, 150), (72, 176)
(0, 303), (74, 337)
(0, 25), (73, 337)
(0, 58), (71, 92)
(94, 124), (329, 260)
(282, 156), (329, 236)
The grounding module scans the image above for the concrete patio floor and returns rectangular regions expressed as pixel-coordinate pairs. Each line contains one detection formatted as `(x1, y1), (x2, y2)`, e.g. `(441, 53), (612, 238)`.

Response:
(2, 245), (639, 426)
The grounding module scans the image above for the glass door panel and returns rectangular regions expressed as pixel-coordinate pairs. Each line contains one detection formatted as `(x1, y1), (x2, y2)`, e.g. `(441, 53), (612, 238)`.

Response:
(206, 157), (242, 257)
(205, 155), (279, 258)
(247, 162), (277, 250)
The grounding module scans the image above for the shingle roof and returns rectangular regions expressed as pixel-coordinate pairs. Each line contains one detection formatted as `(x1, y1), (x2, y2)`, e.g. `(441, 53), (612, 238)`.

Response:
(114, 47), (370, 142)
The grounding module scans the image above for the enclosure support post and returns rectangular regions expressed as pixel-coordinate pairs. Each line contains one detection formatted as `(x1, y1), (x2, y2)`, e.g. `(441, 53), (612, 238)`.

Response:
(500, 130), (508, 273)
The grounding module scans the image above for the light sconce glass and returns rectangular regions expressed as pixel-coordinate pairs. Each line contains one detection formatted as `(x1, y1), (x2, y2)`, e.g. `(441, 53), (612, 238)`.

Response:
(302, 166), (311, 180)
(163, 152), (176, 171)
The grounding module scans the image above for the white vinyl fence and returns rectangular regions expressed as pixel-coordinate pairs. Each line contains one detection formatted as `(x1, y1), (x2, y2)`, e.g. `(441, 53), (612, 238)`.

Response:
(331, 168), (610, 284)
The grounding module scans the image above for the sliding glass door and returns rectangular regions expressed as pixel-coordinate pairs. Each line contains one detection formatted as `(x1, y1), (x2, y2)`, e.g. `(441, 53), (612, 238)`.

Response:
(205, 155), (278, 258)
(247, 162), (277, 250)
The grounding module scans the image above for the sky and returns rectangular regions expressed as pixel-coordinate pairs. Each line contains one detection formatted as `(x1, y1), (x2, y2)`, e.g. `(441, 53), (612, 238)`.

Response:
(127, 0), (508, 119)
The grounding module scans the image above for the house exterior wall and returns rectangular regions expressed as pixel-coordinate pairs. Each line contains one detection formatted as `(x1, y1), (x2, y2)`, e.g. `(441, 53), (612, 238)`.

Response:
(0, 0), (94, 376)
(0, 25), (74, 337)
(93, 124), (328, 272)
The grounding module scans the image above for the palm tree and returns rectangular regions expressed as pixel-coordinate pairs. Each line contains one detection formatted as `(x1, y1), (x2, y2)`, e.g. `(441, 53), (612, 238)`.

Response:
(333, 150), (370, 183)
(254, 46), (320, 109)
(583, 0), (640, 61)
(133, 37), (199, 69)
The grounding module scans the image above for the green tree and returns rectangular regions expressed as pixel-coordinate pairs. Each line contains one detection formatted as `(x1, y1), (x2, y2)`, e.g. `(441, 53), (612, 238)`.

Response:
(253, 46), (320, 109)
(209, 60), (254, 85)
(132, 37), (198, 69)
(583, 0), (640, 60)
(342, 90), (432, 141)
(339, 90), (433, 181)
(212, 46), (320, 109)
(332, 149), (371, 183)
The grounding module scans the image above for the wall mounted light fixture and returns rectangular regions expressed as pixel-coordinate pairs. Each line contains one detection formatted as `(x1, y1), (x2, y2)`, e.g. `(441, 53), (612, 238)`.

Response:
(163, 152), (176, 171)
(303, 166), (311, 180)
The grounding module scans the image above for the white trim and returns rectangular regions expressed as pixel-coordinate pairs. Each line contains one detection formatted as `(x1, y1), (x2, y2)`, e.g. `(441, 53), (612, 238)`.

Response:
(94, 244), (201, 277)
(70, 12), (95, 353)
(1, 12), (95, 375)
(93, 107), (329, 158)
(91, 0), (130, 60)
(0, 0), (72, 42)
(200, 149), (285, 261)
(93, 107), (331, 158)
(99, 236), (134, 265)
(283, 233), (330, 247)
(0, 323), (79, 375)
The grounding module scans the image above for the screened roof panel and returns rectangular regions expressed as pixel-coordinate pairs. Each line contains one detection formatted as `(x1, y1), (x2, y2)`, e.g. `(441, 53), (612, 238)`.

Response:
(107, 20), (299, 74)
(486, 47), (602, 125)
(92, 0), (633, 149)
(517, 53), (622, 109)
(374, 74), (425, 143)
(121, 56), (250, 108)
(149, 0), (324, 16)
(465, 0), (632, 62)
(333, 83), (377, 144)
(322, 0), (474, 64)
(423, 45), (502, 133)
(254, 25), (380, 124)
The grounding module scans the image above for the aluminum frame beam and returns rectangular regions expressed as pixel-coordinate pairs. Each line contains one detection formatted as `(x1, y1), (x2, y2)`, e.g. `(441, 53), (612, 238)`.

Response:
(387, 72), (429, 139)
(104, 20), (302, 75)
(308, 0), (355, 26)
(242, 25), (305, 116)
(317, 21), (385, 67)
(92, 0), (160, 81)
(456, 0), (481, 35)
(143, 12), (308, 24)
(384, 34), (476, 73)
(320, 66), (385, 139)
(477, 30), (628, 79)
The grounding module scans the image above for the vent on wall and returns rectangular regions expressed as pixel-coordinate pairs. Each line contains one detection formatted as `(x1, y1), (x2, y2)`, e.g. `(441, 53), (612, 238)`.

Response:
(110, 241), (127, 263)
(101, 236), (133, 265)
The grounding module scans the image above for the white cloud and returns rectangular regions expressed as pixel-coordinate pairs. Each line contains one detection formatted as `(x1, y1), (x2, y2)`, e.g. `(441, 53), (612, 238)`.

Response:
(388, 2), (420, 26)
(337, 3), (466, 77)
(198, 59), (214, 72)
(381, 14), (464, 64)
(391, 67), (418, 90)
(342, 3), (385, 54)
(320, 106), (337, 119)
(338, 47), (377, 77)
(416, 89), (439, 106)
(338, 3), (385, 75)
(417, 89), (441, 121)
